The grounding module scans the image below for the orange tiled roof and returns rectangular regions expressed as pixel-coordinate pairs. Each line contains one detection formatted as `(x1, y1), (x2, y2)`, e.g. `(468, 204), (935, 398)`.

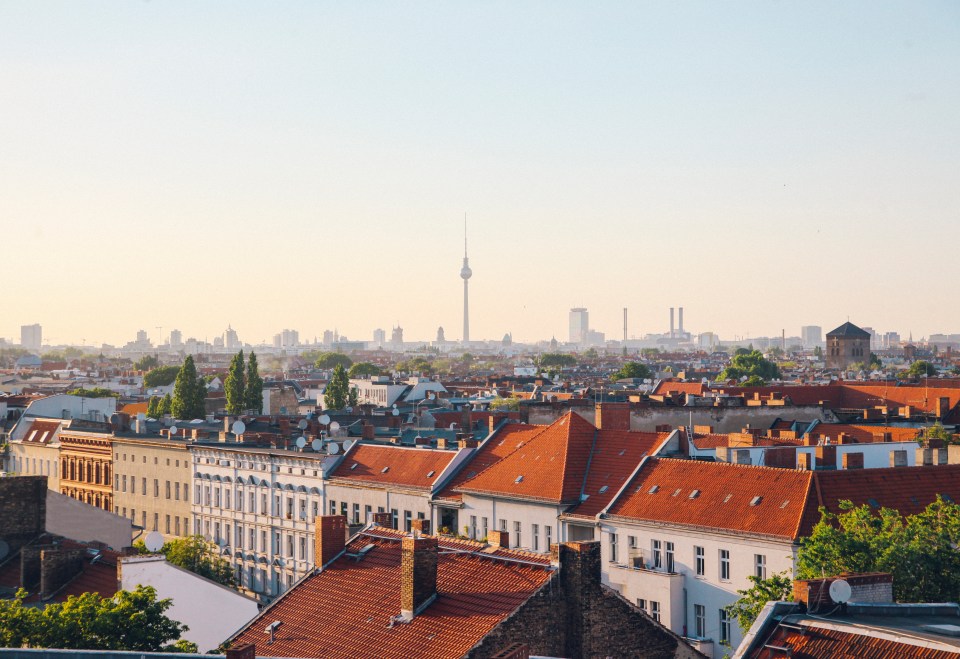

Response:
(806, 424), (921, 443)
(121, 402), (149, 416)
(455, 412), (598, 504)
(651, 381), (706, 396)
(606, 458), (815, 540)
(228, 530), (554, 659)
(749, 621), (960, 659)
(435, 424), (543, 503)
(328, 444), (458, 491)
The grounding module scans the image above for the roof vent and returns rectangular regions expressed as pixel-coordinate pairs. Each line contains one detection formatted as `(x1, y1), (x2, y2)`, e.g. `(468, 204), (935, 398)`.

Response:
(689, 489), (700, 499)
(750, 496), (763, 506)
(381, 466), (390, 474)
(648, 485), (660, 494)
(580, 493), (590, 502)
(514, 475), (524, 483)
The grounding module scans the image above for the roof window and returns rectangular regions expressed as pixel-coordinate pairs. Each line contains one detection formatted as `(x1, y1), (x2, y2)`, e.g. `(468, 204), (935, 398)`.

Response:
(599, 485), (609, 494)
(426, 470), (435, 478)
(515, 475), (524, 483)
(780, 500), (790, 509)
(350, 463), (358, 470)
(618, 449), (626, 456)
(672, 488), (682, 497)
(749, 496), (763, 506)
(648, 485), (660, 494)
(580, 493), (590, 502)
(689, 489), (700, 499)
(723, 494), (733, 503)
(381, 466), (390, 474)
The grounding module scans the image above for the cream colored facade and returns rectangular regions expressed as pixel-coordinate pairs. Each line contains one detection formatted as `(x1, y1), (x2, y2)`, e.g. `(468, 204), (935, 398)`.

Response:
(112, 434), (193, 540)
(7, 418), (62, 490)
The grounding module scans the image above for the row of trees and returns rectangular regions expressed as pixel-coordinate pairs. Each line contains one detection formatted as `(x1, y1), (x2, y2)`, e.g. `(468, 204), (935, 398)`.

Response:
(224, 350), (264, 415)
(0, 586), (192, 652)
(727, 496), (960, 632)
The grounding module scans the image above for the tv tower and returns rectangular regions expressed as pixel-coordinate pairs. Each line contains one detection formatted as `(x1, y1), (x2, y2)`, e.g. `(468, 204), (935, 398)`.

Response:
(460, 214), (472, 343)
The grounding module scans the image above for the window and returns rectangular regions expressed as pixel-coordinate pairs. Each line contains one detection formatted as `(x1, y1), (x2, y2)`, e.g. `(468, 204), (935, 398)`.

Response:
(532, 524), (540, 552)
(695, 546), (705, 576)
(340, 501), (347, 517)
(470, 515), (477, 539)
(329, 500), (337, 516)
(391, 508), (398, 529)
(214, 488), (221, 507)
(142, 477), (147, 495)
(666, 542), (675, 572)
(353, 503), (361, 524)
(165, 515), (171, 534)
(154, 479), (159, 497)
(545, 525), (552, 549)
(299, 536), (306, 560)
(286, 534), (293, 557)
(720, 549), (731, 581)
(184, 483), (189, 502)
(365, 505), (372, 523)
(719, 608), (731, 644)
(481, 517), (488, 539)
(122, 475), (127, 492)
(694, 604), (706, 638)
(237, 525), (243, 548)
(165, 481), (171, 499)
(500, 519), (507, 532)
(214, 522), (221, 544)
(513, 521), (522, 548)
(652, 540), (662, 569)
(404, 510), (412, 532)
(650, 601), (661, 623)
(609, 532), (618, 562)
(249, 528), (255, 550)
(636, 598), (647, 613)
(755, 554), (767, 579)
(175, 517), (181, 536)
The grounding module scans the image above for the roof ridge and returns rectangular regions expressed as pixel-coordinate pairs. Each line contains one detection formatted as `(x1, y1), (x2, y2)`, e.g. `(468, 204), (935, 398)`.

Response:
(654, 456), (810, 475)
(451, 421), (554, 491)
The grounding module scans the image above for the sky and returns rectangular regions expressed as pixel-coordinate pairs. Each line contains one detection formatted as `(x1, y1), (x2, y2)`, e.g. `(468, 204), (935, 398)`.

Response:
(1, 2), (958, 347)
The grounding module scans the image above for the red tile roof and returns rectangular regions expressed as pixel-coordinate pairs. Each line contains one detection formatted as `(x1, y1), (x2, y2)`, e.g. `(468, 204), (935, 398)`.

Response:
(435, 424), (543, 503)
(606, 458), (815, 540)
(749, 621), (960, 659)
(328, 444), (459, 491)
(228, 530), (554, 659)
(651, 381), (707, 397)
(21, 419), (62, 444)
(805, 424), (921, 443)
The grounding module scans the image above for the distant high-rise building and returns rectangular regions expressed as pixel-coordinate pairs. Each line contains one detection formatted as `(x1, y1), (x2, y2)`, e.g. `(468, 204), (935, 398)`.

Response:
(225, 326), (242, 350)
(460, 216), (472, 343)
(801, 325), (822, 347)
(569, 308), (589, 344)
(437, 326), (446, 342)
(273, 329), (297, 349)
(323, 330), (334, 345)
(20, 324), (42, 351)
(169, 329), (182, 347)
(373, 328), (386, 346)
(391, 326), (404, 346)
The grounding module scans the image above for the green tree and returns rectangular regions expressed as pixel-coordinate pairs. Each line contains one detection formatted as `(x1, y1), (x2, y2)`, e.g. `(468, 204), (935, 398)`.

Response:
(582, 348), (599, 359)
(796, 498), (960, 603)
(245, 351), (263, 414)
(144, 365), (181, 388)
(134, 355), (160, 371)
(612, 361), (652, 381)
(869, 353), (883, 369)
(488, 396), (521, 411)
(348, 362), (381, 378)
(314, 352), (353, 370)
(907, 360), (937, 378)
(324, 364), (350, 410)
(0, 586), (188, 651)
(146, 396), (162, 418)
(347, 386), (359, 409)
(920, 422), (957, 447)
(396, 356), (433, 374)
(137, 535), (237, 588)
(813, 345), (823, 359)
(538, 353), (576, 369)
(171, 356), (204, 419)
(719, 350), (780, 383)
(66, 387), (119, 398)
(740, 375), (766, 387)
(224, 350), (246, 415)
(726, 572), (794, 633)
(160, 393), (173, 416)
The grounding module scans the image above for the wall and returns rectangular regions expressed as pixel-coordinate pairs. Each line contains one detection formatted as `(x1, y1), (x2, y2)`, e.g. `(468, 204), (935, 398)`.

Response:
(120, 556), (259, 653)
(0, 476), (46, 553)
(112, 437), (192, 540)
(459, 494), (564, 553)
(46, 490), (133, 550)
(24, 395), (117, 420)
(7, 441), (61, 490)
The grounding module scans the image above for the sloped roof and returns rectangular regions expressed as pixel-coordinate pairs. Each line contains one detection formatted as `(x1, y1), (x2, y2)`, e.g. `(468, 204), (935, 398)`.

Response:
(22, 419), (62, 444)
(327, 444), (458, 491)
(228, 529), (554, 659)
(455, 412), (598, 505)
(748, 620), (960, 659)
(826, 322), (871, 338)
(606, 458), (815, 541)
(651, 381), (707, 397)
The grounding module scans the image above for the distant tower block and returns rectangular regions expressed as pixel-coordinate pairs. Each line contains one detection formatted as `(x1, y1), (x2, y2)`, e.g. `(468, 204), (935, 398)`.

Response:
(460, 215), (472, 343)
(623, 308), (628, 342)
(678, 307), (684, 336)
(437, 326), (445, 342)
(669, 307), (675, 338)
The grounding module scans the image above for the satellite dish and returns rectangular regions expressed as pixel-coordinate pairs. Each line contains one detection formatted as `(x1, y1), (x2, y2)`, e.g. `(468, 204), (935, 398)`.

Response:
(829, 579), (852, 604)
(0, 540), (9, 561)
(232, 420), (246, 435)
(327, 442), (340, 455)
(449, 423), (457, 430)
(392, 404), (398, 409)
(297, 420), (308, 430)
(319, 414), (331, 425)
(311, 439), (322, 452)
(296, 436), (306, 449)
(169, 425), (178, 436)
(392, 408), (400, 417)
(343, 439), (355, 451)
(144, 531), (164, 553)
(330, 421), (340, 432)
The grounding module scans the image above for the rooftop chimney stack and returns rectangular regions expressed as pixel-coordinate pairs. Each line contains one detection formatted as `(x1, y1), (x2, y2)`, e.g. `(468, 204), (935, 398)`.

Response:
(678, 307), (684, 336)
(669, 307), (675, 338)
(315, 515), (347, 569)
(400, 535), (438, 621)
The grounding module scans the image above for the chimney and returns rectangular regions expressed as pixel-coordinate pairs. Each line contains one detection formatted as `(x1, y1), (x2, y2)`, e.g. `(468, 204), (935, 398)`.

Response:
(595, 402), (630, 431)
(410, 518), (431, 536)
(436, 437), (448, 450)
(372, 511), (394, 528)
(489, 415), (499, 434)
(225, 644), (256, 659)
(458, 436), (478, 450)
(224, 416), (234, 433)
(669, 307), (675, 338)
(362, 422), (375, 440)
(400, 535), (438, 620)
(314, 515), (347, 569)
(678, 307), (684, 335)
(487, 529), (509, 548)
(460, 405), (472, 432)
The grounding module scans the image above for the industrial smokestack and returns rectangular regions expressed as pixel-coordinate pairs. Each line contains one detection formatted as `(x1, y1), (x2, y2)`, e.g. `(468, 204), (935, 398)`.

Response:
(623, 308), (628, 342)
(679, 307), (684, 335)
(669, 307), (675, 338)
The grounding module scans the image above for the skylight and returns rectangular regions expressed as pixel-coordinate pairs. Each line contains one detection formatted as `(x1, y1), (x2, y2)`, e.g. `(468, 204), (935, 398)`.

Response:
(689, 489), (700, 499)
(426, 470), (435, 478)
(381, 466), (390, 474)
(723, 494), (733, 503)
(749, 496), (763, 506)
(515, 475), (524, 483)
(350, 463), (358, 470)
(648, 485), (660, 494)
(780, 500), (790, 509)
(599, 485), (609, 494)
(672, 488), (682, 497)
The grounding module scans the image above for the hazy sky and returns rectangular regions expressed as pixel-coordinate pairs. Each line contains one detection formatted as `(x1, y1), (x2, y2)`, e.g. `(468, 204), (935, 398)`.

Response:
(2, 2), (958, 347)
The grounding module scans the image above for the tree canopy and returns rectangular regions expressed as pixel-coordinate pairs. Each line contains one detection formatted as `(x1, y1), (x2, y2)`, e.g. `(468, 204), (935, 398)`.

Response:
(134, 355), (160, 371)
(719, 350), (780, 384)
(0, 585), (188, 651)
(66, 387), (119, 399)
(726, 572), (793, 633)
(611, 361), (652, 381)
(171, 356), (206, 419)
(538, 353), (576, 369)
(314, 352), (353, 370)
(395, 356), (433, 374)
(135, 535), (236, 588)
(796, 497), (960, 604)
(907, 360), (937, 378)
(488, 396), (521, 411)
(324, 364), (350, 411)
(245, 352), (263, 414)
(143, 365), (181, 388)
(348, 362), (381, 378)
(224, 350), (246, 415)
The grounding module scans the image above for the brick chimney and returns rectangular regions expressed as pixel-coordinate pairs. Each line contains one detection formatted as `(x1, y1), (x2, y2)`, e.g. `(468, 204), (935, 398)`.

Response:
(400, 535), (438, 620)
(595, 402), (630, 431)
(315, 515), (347, 569)
(362, 422), (375, 440)
(225, 643), (256, 659)
(411, 518), (431, 536)
(487, 529), (509, 548)
(458, 435), (478, 450)
(372, 511), (393, 527)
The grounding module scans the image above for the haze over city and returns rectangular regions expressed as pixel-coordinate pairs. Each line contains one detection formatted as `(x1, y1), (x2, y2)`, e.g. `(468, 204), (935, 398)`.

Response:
(2, 2), (958, 346)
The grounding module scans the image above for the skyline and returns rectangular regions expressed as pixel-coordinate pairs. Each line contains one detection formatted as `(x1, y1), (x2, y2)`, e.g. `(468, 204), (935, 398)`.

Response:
(2, 2), (958, 345)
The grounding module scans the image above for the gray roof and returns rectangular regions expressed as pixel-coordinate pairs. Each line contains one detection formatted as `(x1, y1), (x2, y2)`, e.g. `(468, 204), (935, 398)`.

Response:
(826, 322), (871, 338)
